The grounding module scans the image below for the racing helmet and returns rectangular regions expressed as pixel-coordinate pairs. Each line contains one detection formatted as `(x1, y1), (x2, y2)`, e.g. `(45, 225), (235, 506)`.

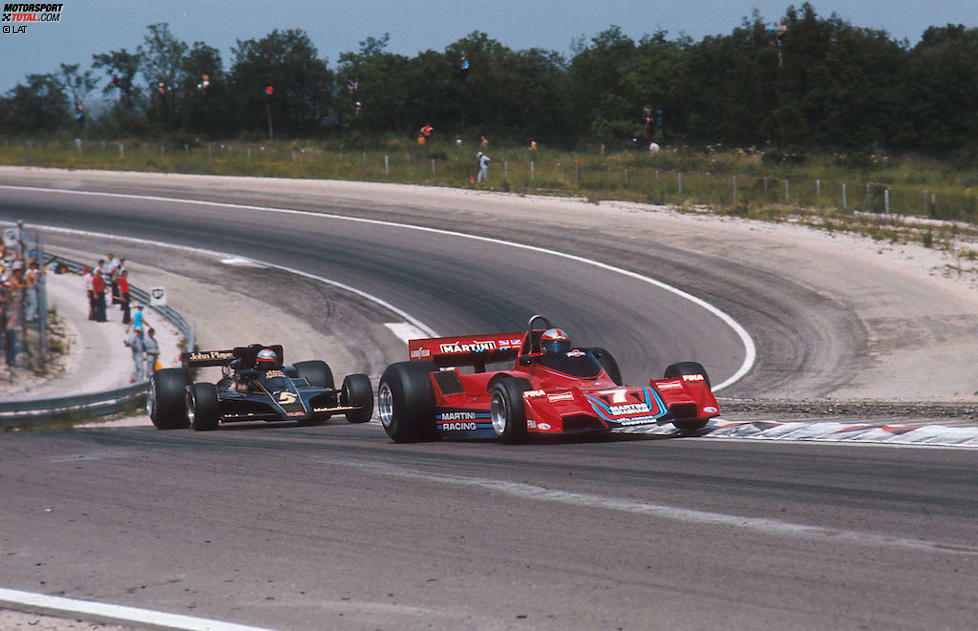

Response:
(540, 328), (571, 355)
(255, 348), (278, 368)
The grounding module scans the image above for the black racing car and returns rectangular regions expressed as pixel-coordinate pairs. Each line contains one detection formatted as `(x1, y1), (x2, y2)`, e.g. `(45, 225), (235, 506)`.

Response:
(148, 344), (374, 431)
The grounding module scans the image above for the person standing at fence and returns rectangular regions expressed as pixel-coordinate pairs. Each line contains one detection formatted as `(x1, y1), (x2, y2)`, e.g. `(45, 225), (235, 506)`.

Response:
(105, 253), (120, 306)
(476, 151), (490, 183)
(2, 266), (25, 368)
(92, 269), (107, 322)
(118, 268), (131, 324)
(24, 260), (42, 323)
(82, 266), (95, 320)
(143, 327), (160, 375)
(124, 327), (146, 383)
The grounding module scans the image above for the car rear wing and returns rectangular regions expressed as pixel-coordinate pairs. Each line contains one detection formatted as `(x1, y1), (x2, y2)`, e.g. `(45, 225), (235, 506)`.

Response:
(181, 349), (237, 368)
(408, 332), (526, 369)
(181, 344), (284, 369)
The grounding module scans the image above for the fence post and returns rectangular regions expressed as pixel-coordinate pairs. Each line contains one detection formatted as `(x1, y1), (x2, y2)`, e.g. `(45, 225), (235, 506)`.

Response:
(763, 176), (768, 193)
(119, 143), (124, 157)
(816, 179), (821, 199)
(624, 168), (629, 187)
(732, 175), (737, 202)
(923, 190), (928, 213)
(884, 189), (890, 214)
(575, 164), (579, 186)
(531, 161), (535, 181)
(247, 148), (252, 160)
(678, 172), (683, 196)
(208, 145), (212, 162)
(705, 172), (711, 201)
(504, 160), (508, 176)
(385, 155), (389, 177)
(431, 159), (436, 175)
(785, 179), (790, 204)
(842, 182), (847, 210)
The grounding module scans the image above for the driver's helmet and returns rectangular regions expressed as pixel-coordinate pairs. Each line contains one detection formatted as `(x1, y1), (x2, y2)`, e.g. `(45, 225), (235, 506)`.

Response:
(255, 348), (278, 368)
(540, 328), (571, 355)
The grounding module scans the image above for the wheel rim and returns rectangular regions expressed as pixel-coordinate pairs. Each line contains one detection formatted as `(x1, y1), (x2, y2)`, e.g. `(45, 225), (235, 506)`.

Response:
(146, 378), (157, 418)
(378, 383), (393, 428)
(341, 379), (351, 407)
(186, 392), (196, 428)
(490, 391), (507, 436)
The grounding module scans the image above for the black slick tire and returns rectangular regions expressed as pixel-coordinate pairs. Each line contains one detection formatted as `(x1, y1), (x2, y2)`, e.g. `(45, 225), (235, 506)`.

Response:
(377, 361), (438, 442)
(489, 377), (532, 444)
(341, 373), (374, 423)
(149, 368), (190, 429)
(294, 360), (334, 389)
(187, 382), (220, 431)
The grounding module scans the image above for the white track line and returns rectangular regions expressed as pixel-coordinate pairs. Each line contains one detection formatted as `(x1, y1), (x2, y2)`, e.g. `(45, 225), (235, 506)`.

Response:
(3, 184), (755, 391)
(0, 587), (275, 631)
(24, 223), (439, 339)
(330, 459), (978, 557)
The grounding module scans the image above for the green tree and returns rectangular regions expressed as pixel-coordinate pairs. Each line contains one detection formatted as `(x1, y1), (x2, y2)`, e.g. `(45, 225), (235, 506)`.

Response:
(139, 23), (189, 129)
(0, 73), (71, 134)
(178, 42), (229, 136)
(230, 29), (334, 138)
(92, 47), (144, 116)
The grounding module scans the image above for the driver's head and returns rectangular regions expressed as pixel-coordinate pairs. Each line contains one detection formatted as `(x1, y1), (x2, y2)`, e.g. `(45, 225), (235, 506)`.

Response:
(540, 328), (570, 355)
(255, 348), (278, 368)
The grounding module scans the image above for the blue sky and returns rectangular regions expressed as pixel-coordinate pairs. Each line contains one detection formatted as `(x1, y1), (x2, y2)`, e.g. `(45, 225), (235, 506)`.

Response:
(0, 1), (974, 94)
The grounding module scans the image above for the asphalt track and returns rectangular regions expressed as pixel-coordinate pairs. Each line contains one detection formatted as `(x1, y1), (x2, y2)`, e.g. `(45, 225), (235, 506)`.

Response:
(1, 182), (977, 629)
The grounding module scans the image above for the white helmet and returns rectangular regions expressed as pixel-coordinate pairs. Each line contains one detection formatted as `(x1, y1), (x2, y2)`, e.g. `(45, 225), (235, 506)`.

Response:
(256, 348), (277, 367)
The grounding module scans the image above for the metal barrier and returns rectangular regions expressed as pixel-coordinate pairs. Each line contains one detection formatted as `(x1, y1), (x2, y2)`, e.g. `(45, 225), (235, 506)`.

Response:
(0, 254), (195, 426)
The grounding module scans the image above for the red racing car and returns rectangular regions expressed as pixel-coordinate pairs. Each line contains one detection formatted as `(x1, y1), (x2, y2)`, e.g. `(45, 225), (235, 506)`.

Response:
(378, 315), (720, 443)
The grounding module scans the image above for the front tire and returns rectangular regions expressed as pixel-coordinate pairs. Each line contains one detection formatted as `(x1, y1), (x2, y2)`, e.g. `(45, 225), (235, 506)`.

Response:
(341, 373), (374, 423)
(149, 368), (190, 429)
(489, 377), (532, 444)
(378, 361), (438, 442)
(187, 382), (220, 431)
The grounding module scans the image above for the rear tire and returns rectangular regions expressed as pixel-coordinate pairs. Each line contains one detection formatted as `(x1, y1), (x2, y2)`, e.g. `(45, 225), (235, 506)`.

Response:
(294, 360), (334, 389)
(378, 361), (438, 442)
(341, 374), (374, 423)
(187, 382), (220, 431)
(587, 347), (622, 385)
(489, 377), (532, 444)
(148, 368), (189, 429)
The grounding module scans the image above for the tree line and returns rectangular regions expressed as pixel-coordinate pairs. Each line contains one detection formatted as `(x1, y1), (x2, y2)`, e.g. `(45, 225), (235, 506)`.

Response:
(2, 3), (976, 156)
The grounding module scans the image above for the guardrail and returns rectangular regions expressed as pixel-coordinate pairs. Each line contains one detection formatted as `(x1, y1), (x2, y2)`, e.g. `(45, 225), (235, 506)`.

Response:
(0, 254), (195, 426)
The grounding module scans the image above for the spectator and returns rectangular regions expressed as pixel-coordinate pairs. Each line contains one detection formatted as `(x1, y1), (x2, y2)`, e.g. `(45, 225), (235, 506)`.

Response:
(123, 327), (146, 382)
(24, 260), (42, 322)
(129, 303), (146, 333)
(92, 269), (107, 322)
(480, 136), (489, 149)
(118, 269), (131, 324)
(105, 254), (119, 305)
(476, 151), (491, 183)
(143, 327), (160, 375)
(3, 266), (26, 368)
(82, 266), (95, 320)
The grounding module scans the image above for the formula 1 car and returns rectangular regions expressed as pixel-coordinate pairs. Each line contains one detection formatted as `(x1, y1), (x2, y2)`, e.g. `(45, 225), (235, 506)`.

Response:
(148, 344), (374, 431)
(378, 315), (720, 443)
